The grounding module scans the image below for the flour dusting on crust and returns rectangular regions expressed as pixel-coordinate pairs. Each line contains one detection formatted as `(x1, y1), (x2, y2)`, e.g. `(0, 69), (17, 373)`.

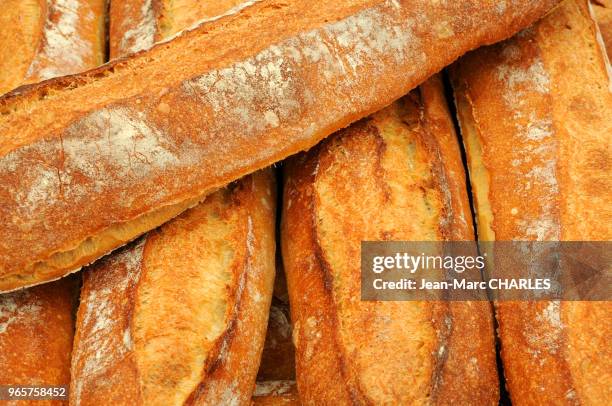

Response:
(525, 301), (565, 360)
(71, 239), (145, 405)
(2, 107), (182, 217)
(497, 38), (559, 241)
(121, 0), (156, 54)
(26, 0), (93, 80)
(62, 107), (181, 179)
(0, 290), (42, 334)
(253, 380), (296, 396)
(497, 53), (550, 107)
(184, 2), (420, 154)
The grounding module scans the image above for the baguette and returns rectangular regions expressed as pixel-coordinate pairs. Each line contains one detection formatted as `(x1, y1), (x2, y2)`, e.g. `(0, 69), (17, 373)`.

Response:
(0, 0), (106, 94)
(70, 170), (277, 406)
(0, 277), (78, 406)
(281, 76), (499, 405)
(0, 0), (561, 292)
(450, 0), (612, 404)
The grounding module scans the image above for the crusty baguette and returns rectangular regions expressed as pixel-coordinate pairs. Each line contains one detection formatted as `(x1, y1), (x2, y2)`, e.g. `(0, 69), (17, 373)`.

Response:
(252, 381), (300, 405)
(109, 0), (247, 57)
(0, 277), (78, 406)
(281, 76), (499, 405)
(70, 170), (276, 406)
(450, 1), (612, 404)
(593, 0), (612, 55)
(0, 0), (106, 95)
(0, 0), (561, 292)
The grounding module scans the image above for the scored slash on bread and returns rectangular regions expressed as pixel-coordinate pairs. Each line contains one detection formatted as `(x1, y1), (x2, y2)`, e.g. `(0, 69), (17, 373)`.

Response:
(0, 0), (106, 95)
(70, 2), (279, 404)
(592, 0), (612, 56)
(70, 170), (277, 406)
(281, 76), (499, 405)
(0, 0), (561, 292)
(108, 0), (253, 57)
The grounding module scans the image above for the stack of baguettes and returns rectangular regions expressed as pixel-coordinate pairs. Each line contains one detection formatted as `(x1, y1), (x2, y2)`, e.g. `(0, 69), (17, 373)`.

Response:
(0, 0), (610, 405)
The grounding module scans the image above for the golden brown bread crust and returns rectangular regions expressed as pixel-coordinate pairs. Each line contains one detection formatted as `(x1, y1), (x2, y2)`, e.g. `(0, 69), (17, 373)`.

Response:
(109, 0), (157, 58)
(74, 7), (277, 405)
(593, 0), (612, 55)
(281, 76), (499, 405)
(0, 1), (102, 403)
(70, 170), (277, 406)
(0, 0), (561, 292)
(0, 0), (106, 95)
(109, 0), (248, 57)
(0, 276), (78, 406)
(451, 0), (612, 404)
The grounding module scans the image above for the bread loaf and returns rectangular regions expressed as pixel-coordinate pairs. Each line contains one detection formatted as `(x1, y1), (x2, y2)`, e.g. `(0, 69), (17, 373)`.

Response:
(281, 76), (499, 405)
(0, 277), (78, 406)
(592, 0), (612, 55)
(70, 170), (277, 405)
(0, 0), (106, 94)
(0, 0), (561, 292)
(450, 0), (611, 404)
